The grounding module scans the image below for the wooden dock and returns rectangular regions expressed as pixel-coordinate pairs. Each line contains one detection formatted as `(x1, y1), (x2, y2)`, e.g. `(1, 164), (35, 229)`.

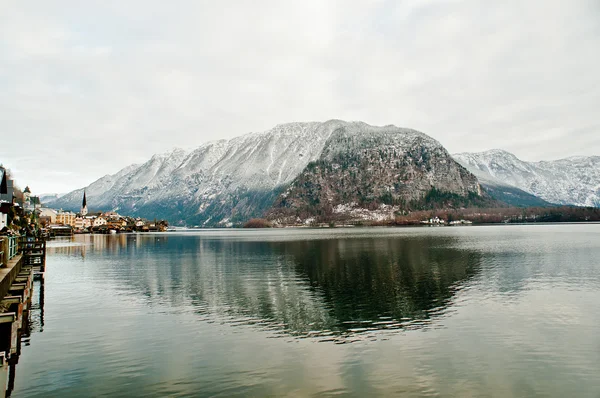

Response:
(21, 239), (46, 275)
(0, 236), (45, 397)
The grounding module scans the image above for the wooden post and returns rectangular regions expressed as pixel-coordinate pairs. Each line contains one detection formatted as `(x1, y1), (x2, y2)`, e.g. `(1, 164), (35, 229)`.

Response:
(6, 356), (16, 398)
(0, 238), (5, 269)
(0, 351), (7, 398)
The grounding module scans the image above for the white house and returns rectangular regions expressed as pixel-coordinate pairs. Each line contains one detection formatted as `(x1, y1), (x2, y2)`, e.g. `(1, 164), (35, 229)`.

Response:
(93, 217), (107, 227)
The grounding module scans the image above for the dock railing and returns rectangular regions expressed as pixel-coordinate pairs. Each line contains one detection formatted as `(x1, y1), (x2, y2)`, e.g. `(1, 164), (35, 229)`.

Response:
(0, 236), (22, 268)
(7, 237), (18, 260)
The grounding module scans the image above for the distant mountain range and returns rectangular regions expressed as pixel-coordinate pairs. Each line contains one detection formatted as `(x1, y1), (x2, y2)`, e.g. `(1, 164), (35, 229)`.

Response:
(47, 121), (599, 226)
(453, 150), (600, 207)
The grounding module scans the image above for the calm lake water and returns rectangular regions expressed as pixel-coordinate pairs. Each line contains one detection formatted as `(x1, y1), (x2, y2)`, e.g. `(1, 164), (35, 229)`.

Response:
(12, 225), (600, 397)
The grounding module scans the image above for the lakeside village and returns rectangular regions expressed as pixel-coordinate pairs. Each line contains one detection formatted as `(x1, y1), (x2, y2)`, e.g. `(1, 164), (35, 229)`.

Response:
(1, 167), (169, 237)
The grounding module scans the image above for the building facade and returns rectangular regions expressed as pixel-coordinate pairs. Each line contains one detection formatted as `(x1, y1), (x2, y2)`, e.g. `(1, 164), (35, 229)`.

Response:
(93, 217), (107, 227)
(38, 208), (57, 223)
(56, 211), (77, 226)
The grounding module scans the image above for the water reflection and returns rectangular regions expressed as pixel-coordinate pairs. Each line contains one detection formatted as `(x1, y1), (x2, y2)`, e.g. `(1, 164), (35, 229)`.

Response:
(18, 226), (600, 397)
(48, 232), (482, 340)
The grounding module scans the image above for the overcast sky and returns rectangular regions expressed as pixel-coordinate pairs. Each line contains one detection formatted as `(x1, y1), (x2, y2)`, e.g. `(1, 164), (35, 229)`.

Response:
(1, 0), (599, 194)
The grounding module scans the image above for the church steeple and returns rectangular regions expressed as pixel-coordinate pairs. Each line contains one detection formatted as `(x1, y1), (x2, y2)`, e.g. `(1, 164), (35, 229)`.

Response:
(81, 191), (88, 216)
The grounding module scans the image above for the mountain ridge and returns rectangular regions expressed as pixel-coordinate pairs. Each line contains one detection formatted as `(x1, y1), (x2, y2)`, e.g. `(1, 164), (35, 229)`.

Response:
(49, 120), (486, 225)
(47, 121), (599, 226)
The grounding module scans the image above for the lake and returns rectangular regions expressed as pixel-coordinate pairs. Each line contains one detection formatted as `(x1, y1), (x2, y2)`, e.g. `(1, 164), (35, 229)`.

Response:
(11, 224), (600, 397)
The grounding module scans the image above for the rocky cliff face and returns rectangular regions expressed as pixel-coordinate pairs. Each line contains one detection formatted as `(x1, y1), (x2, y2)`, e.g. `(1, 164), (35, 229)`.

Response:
(269, 123), (484, 223)
(453, 150), (600, 207)
(50, 120), (488, 226)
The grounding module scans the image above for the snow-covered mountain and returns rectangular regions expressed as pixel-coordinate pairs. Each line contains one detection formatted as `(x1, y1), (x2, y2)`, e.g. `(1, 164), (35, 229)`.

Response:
(49, 120), (486, 225)
(453, 150), (600, 207)
(49, 121), (348, 225)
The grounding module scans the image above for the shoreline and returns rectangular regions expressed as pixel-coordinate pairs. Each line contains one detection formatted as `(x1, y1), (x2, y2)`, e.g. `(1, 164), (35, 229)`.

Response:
(52, 220), (600, 235)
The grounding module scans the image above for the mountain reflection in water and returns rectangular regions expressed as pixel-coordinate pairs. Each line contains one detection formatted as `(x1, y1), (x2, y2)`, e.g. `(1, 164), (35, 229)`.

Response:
(47, 231), (481, 341)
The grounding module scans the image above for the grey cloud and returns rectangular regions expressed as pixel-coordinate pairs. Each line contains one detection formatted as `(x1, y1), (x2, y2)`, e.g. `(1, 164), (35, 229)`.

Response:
(0, 0), (598, 192)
